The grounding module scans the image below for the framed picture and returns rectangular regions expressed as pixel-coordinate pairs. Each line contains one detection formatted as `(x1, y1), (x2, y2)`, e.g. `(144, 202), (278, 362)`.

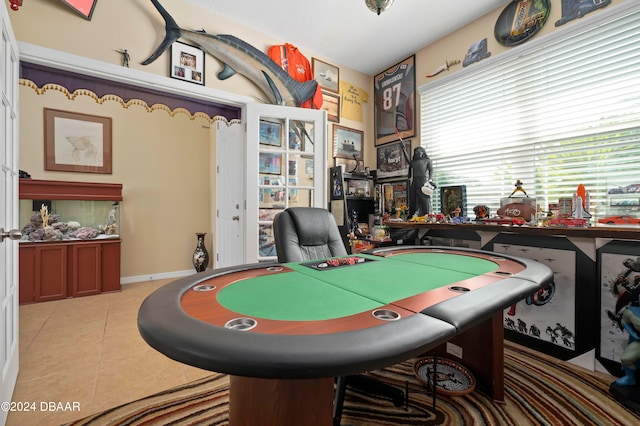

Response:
(170, 41), (205, 85)
(259, 152), (282, 175)
(44, 108), (112, 174)
(321, 90), (340, 123)
(259, 120), (282, 147)
(376, 139), (411, 180)
(330, 166), (344, 200)
(333, 125), (363, 160)
(312, 58), (339, 93)
(374, 55), (416, 146)
(59, 0), (98, 20)
(382, 180), (409, 213)
(440, 185), (467, 217)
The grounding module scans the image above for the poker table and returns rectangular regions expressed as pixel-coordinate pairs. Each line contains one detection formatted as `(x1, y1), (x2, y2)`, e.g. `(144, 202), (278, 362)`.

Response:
(138, 246), (553, 425)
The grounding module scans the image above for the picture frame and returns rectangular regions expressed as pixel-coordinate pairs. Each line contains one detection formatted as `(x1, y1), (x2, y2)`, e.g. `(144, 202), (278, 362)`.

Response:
(376, 139), (411, 180)
(259, 152), (282, 175)
(382, 180), (409, 213)
(333, 125), (363, 160)
(329, 166), (345, 200)
(59, 0), (98, 20)
(44, 108), (112, 174)
(440, 185), (467, 217)
(170, 41), (205, 85)
(321, 90), (340, 123)
(259, 120), (283, 147)
(312, 58), (339, 93)
(374, 55), (416, 146)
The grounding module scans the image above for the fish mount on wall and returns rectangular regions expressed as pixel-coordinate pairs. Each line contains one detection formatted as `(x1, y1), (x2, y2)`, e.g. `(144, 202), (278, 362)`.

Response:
(142, 0), (318, 107)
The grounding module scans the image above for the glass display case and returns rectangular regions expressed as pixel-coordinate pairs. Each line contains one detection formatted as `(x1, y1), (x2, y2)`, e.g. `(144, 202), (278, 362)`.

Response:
(18, 179), (123, 303)
(257, 118), (317, 261)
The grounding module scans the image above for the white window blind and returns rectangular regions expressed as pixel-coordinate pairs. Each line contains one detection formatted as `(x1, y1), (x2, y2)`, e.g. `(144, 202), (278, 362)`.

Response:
(419, 3), (640, 220)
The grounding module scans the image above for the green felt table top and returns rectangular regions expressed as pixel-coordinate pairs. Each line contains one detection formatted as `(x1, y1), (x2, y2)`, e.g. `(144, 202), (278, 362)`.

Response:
(216, 252), (500, 321)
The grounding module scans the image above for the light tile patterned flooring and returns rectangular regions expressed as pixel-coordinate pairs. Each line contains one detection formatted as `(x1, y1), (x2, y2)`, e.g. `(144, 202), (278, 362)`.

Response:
(7, 279), (210, 426)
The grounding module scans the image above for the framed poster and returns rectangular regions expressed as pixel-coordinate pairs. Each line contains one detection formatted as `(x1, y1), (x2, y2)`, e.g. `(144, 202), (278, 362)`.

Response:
(376, 139), (410, 180)
(597, 240), (640, 376)
(312, 58), (339, 93)
(485, 234), (597, 361)
(44, 108), (112, 174)
(170, 42), (205, 85)
(329, 166), (344, 200)
(374, 55), (415, 146)
(382, 180), (409, 213)
(333, 125), (363, 160)
(440, 185), (467, 217)
(259, 120), (282, 147)
(321, 90), (340, 123)
(59, 0), (98, 20)
(259, 153), (282, 175)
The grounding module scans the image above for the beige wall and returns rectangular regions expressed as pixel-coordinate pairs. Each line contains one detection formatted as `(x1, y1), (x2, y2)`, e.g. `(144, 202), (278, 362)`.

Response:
(19, 83), (214, 278)
(9, 0), (372, 280)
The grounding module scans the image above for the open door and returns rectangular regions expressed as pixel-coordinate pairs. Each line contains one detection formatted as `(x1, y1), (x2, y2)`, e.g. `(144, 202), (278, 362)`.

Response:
(245, 103), (327, 264)
(0, 3), (21, 423)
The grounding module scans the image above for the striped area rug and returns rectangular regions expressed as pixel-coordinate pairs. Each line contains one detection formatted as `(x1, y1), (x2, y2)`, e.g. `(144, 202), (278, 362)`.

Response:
(65, 342), (640, 425)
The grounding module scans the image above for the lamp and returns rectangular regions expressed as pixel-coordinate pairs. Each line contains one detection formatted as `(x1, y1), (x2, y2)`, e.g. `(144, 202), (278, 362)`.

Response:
(365, 0), (394, 15)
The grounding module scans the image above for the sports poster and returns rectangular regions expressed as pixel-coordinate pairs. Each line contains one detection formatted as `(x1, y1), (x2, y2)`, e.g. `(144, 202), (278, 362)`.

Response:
(374, 55), (415, 146)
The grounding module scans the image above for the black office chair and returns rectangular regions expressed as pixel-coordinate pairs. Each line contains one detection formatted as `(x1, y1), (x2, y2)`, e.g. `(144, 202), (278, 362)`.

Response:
(273, 207), (347, 261)
(273, 207), (406, 426)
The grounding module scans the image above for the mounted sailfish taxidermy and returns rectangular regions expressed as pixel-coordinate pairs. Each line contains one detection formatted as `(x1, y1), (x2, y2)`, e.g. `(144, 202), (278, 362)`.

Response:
(142, 0), (318, 107)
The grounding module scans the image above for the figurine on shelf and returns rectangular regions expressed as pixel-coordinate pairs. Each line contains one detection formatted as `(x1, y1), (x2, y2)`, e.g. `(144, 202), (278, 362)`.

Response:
(510, 179), (528, 197)
(401, 145), (435, 217)
(116, 49), (131, 67)
(40, 204), (50, 228)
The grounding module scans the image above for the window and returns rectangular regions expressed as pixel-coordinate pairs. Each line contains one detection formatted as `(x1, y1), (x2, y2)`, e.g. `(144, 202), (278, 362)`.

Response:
(419, 3), (640, 220)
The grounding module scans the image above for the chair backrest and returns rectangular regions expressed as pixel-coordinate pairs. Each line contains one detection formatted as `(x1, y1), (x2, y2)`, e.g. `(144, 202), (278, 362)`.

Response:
(273, 207), (347, 262)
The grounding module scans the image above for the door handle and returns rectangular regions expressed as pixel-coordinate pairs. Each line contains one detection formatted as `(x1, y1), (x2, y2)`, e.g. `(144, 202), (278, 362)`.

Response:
(232, 216), (240, 221)
(0, 228), (22, 242)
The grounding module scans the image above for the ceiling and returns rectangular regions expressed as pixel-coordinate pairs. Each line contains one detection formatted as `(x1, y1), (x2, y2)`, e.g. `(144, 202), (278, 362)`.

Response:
(184, 0), (507, 75)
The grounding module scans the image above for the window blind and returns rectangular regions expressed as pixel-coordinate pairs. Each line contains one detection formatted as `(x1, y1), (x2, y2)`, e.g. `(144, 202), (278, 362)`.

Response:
(419, 3), (640, 220)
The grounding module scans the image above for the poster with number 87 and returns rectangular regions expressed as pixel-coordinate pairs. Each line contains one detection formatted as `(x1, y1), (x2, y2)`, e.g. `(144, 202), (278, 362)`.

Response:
(374, 55), (415, 146)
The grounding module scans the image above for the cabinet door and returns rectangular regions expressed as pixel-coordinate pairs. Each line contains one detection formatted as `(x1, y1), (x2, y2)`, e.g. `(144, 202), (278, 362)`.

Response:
(35, 244), (67, 302)
(71, 243), (101, 297)
(19, 246), (36, 304)
(101, 240), (121, 293)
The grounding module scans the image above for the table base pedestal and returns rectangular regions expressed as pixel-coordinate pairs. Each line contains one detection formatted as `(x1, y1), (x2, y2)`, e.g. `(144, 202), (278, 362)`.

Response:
(229, 376), (334, 425)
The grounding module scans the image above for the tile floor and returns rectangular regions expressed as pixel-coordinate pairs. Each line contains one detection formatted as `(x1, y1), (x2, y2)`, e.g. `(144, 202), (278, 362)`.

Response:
(7, 279), (210, 426)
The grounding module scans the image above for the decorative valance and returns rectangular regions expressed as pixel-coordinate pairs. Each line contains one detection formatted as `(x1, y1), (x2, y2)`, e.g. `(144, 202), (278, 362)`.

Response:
(20, 61), (241, 121)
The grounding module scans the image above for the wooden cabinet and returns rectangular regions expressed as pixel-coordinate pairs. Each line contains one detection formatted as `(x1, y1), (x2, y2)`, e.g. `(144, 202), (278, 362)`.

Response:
(18, 179), (123, 304)
(19, 240), (121, 304)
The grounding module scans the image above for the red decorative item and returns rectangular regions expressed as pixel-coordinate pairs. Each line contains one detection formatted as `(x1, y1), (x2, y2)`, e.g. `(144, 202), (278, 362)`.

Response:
(9, 0), (23, 11)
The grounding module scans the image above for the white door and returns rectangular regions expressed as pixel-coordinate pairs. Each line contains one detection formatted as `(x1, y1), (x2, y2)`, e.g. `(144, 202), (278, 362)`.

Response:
(0, 3), (21, 424)
(214, 119), (244, 268)
(245, 103), (327, 264)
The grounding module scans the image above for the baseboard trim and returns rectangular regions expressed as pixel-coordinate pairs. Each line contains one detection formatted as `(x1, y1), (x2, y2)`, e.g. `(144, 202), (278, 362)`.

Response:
(121, 269), (203, 285)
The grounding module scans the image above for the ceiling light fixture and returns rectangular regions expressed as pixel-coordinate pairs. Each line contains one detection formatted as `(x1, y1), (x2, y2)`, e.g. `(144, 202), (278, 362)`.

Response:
(365, 0), (394, 15)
